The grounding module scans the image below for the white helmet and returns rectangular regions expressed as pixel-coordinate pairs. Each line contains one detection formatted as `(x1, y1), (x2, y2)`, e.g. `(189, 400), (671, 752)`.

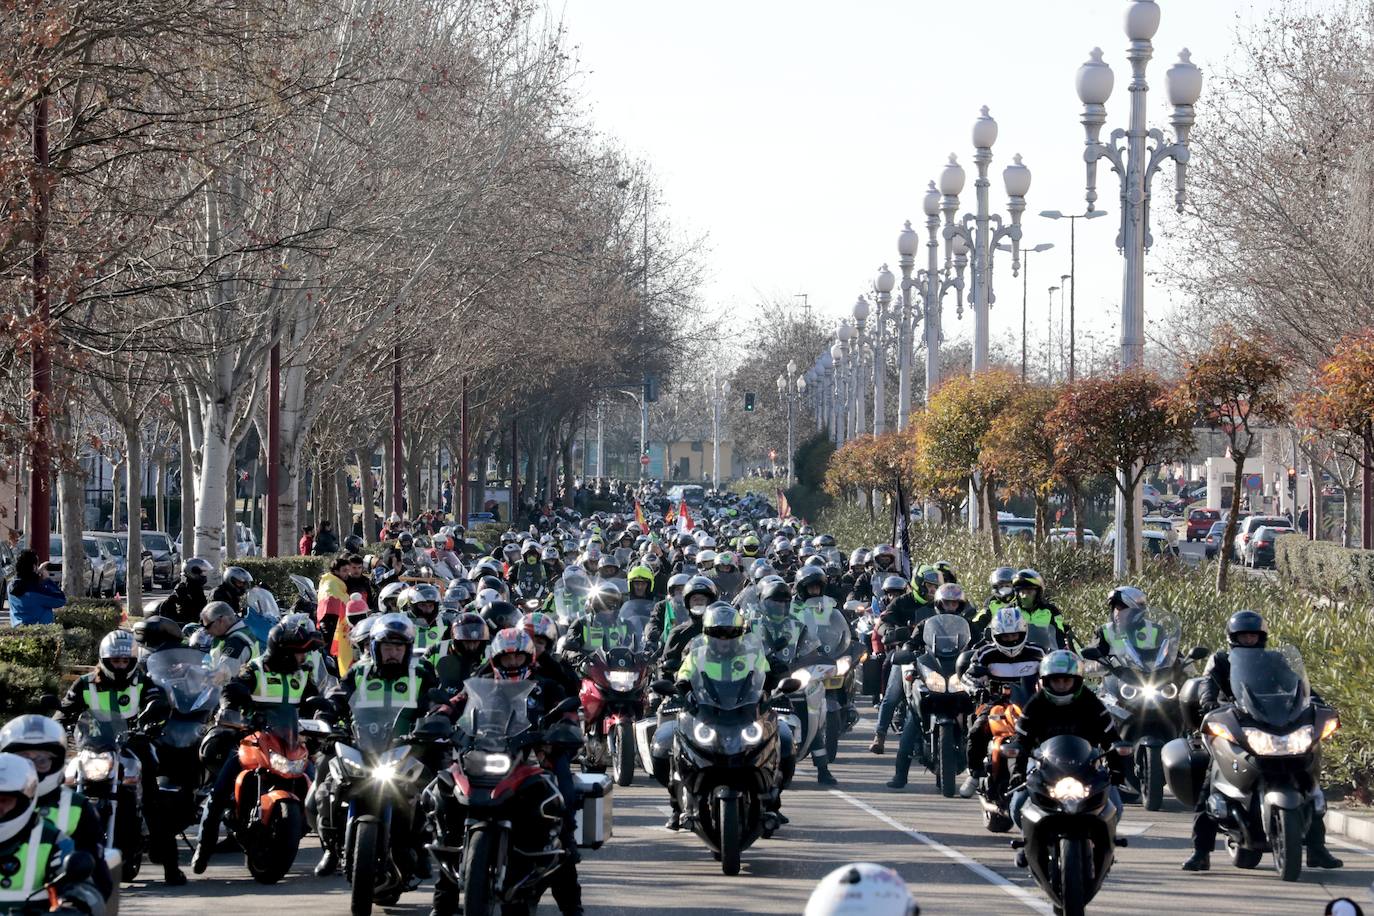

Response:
(989, 607), (1029, 657)
(804, 863), (920, 916)
(378, 581), (407, 610)
(0, 753), (39, 844)
(0, 715), (66, 797)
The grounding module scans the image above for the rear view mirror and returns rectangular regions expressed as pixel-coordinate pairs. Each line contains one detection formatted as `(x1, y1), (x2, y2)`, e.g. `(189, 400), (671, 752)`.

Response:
(650, 678), (675, 696)
(889, 648), (915, 665)
(1188, 646), (1210, 662)
(776, 677), (802, 694)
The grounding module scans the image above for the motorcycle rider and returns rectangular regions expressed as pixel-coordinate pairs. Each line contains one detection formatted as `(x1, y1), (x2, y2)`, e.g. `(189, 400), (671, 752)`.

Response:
(157, 556), (213, 626)
(1080, 586), (1158, 662)
(658, 576), (719, 677)
(957, 608), (1046, 799)
(868, 544), (900, 594)
(430, 612), (491, 688)
(524, 612), (579, 698)
(211, 566), (254, 614)
(973, 566), (1017, 634)
(645, 572), (690, 652)
(316, 612), (440, 880)
(932, 582), (978, 623)
(201, 600), (258, 673)
(1010, 569), (1077, 651)
(400, 583), (446, 654)
(1181, 610), (1343, 871)
(0, 716), (112, 898)
(1008, 651), (1127, 844)
(509, 541), (547, 598)
(562, 583), (638, 658)
(869, 573), (935, 755)
(59, 627), (186, 885)
(625, 564), (656, 604)
(192, 619), (333, 874)
(933, 560), (958, 584)
(842, 549), (873, 605)
(0, 754), (105, 915)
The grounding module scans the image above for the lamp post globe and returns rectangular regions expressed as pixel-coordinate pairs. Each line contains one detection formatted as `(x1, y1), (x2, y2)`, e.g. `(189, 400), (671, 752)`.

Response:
(922, 183), (942, 218)
(939, 154), (966, 197)
(1166, 49), (1203, 105)
(1003, 153), (1032, 198)
(875, 265), (895, 294)
(1076, 47), (1115, 105)
(1123, 0), (1161, 41)
(897, 222), (920, 257)
(852, 296), (870, 322)
(972, 105), (998, 150)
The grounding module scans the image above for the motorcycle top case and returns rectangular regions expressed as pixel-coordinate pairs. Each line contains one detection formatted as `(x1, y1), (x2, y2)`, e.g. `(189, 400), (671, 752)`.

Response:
(573, 772), (614, 849)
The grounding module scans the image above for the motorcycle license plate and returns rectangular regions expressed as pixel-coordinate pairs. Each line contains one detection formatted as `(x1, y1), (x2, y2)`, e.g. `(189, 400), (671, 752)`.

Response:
(823, 676), (846, 690)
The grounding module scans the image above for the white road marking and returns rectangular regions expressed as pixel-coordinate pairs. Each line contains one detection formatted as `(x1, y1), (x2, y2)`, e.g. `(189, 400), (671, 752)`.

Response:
(830, 789), (1054, 915)
(1118, 822), (1153, 837)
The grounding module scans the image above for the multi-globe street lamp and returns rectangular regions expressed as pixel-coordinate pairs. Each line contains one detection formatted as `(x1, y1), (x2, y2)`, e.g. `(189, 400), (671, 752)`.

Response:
(776, 360), (805, 487)
(710, 373), (731, 490)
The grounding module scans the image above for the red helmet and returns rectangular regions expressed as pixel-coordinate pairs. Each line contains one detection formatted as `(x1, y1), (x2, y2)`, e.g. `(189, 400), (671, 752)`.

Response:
(489, 627), (535, 680)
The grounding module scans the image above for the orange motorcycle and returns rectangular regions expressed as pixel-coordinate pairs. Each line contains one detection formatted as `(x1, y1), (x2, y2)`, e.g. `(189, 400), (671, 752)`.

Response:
(223, 705), (331, 883)
(975, 681), (1031, 834)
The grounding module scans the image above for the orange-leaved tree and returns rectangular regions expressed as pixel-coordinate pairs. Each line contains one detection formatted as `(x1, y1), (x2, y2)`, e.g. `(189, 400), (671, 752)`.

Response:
(1297, 329), (1374, 547)
(981, 382), (1059, 545)
(1047, 370), (1194, 574)
(1171, 328), (1291, 592)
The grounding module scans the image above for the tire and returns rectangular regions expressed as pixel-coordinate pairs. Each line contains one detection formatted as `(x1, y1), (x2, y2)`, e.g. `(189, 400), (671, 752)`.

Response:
(891, 703), (906, 736)
(1059, 837), (1089, 916)
(612, 721), (635, 787)
(350, 820), (381, 916)
(825, 709), (842, 766)
(1143, 745), (1164, 811)
(718, 794), (741, 877)
(983, 808), (1013, 834)
(122, 848), (143, 882)
(1227, 836), (1262, 869)
(939, 725), (959, 799)
(461, 827), (499, 916)
(248, 800), (303, 884)
(1270, 807), (1304, 882)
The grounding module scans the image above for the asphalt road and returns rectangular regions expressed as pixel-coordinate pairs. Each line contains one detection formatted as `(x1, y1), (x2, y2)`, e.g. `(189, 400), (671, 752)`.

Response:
(118, 707), (1371, 916)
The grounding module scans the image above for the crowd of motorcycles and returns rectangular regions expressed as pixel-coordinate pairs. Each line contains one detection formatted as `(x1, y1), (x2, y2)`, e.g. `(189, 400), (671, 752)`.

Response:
(0, 487), (1347, 916)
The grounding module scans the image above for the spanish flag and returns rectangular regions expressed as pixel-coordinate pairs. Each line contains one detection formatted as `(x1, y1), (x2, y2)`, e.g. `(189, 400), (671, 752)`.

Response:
(634, 499), (647, 530)
(333, 613), (353, 671)
(777, 488), (792, 520)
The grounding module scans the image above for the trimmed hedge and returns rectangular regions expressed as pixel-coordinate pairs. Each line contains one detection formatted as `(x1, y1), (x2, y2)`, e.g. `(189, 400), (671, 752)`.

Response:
(58, 600), (125, 635)
(233, 556), (327, 609)
(1275, 534), (1374, 603)
(0, 624), (65, 668)
(0, 662), (59, 717)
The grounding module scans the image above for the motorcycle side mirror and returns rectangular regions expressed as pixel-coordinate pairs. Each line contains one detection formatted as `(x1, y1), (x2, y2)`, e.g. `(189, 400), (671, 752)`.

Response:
(889, 648), (915, 665)
(59, 851), (95, 886)
(1080, 659), (1107, 678)
(1188, 646), (1210, 662)
(650, 678), (675, 696)
(776, 677), (802, 694)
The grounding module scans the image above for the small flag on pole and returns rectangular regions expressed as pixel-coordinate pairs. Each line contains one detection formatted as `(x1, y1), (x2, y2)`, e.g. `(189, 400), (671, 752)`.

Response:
(776, 489), (792, 520)
(677, 498), (694, 532)
(634, 500), (647, 530)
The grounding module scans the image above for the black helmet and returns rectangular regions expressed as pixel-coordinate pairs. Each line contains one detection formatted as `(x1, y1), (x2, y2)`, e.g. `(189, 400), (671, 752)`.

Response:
(683, 576), (718, 611)
(132, 615), (183, 652)
(182, 557), (213, 583)
(344, 535), (365, 553)
(1225, 610), (1267, 648)
(482, 600), (521, 633)
(794, 565), (826, 599)
(222, 566), (254, 593)
(933, 560), (957, 584)
(759, 577), (791, 618)
(588, 581), (624, 615)
(263, 619), (322, 673)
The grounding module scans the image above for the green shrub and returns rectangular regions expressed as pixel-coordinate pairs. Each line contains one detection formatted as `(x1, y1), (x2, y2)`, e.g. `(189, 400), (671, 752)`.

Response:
(60, 629), (98, 667)
(233, 556), (327, 609)
(817, 505), (1374, 793)
(0, 662), (59, 717)
(57, 601), (125, 636)
(0, 624), (65, 669)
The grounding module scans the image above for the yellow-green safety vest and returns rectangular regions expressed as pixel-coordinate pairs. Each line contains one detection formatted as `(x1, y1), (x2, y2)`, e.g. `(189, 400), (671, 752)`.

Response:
(353, 659), (420, 710)
(413, 622), (445, 653)
(0, 818), (52, 903)
(677, 649), (767, 683)
(1103, 621), (1161, 654)
(84, 681), (143, 720)
(249, 663), (308, 705)
(42, 787), (82, 838)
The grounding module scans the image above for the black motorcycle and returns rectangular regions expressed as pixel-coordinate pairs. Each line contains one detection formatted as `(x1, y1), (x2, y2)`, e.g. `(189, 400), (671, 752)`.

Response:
(894, 613), (975, 797)
(1013, 735), (1124, 916)
(666, 633), (787, 876)
(1089, 613), (1209, 810)
(428, 677), (577, 916)
(67, 713), (144, 881)
(146, 648), (234, 845)
(1166, 645), (1338, 881)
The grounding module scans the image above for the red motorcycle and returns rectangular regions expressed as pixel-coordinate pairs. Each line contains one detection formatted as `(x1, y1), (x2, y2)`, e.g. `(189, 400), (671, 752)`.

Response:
(578, 646), (649, 786)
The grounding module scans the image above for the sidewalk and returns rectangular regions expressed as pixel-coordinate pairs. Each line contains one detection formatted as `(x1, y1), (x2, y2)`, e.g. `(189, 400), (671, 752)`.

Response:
(1328, 805), (1374, 845)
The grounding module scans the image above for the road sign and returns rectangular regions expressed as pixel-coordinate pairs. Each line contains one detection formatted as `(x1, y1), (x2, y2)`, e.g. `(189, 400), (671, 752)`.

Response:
(640, 454), (650, 467)
(1243, 473), (1262, 490)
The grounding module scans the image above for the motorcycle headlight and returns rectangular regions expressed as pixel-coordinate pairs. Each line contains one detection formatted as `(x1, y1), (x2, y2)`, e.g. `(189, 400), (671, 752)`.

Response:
(1119, 684), (1138, 701)
(791, 669), (812, 688)
(78, 752), (115, 782)
(919, 665), (947, 692)
(608, 671), (638, 691)
(269, 751), (307, 776)
(1243, 725), (1314, 757)
(1321, 717), (1340, 741)
(741, 722), (764, 745)
(1049, 777), (1089, 801)
(466, 751), (513, 776)
(372, 761), (398, 783)
(834, 657), (851, 676)
(1159, 682), (1178, 700)
(692, 722), (717, 746)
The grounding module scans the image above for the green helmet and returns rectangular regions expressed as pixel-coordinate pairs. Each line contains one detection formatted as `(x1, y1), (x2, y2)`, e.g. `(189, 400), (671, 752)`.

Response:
(627, 564), (655, 597)
(1039, 650), (1083, 705)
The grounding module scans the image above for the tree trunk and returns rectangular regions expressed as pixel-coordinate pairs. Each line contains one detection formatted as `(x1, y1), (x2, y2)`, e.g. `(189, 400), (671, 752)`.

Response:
(177, 410), (196, 560)
(1070, 481), (1085, 550)
(110, 461), (123, 531)
(405, 446), (422, 521)
(335, 465), (349, 543)
(124, 424), (143, 613)
(1341, 487), (1353, 547)
(560, 433), (575, 509)
(275, 441), (303, 563)
(154, 454), (166, 533)
(985, 484), (1001, 555)
(1217, 455), (1246, 593)
(192, 397), (233, 566)
(1123, 480), (1138, 576)
(474, 436), (490, 520)
(381, 434), (393, 519)
(1034, 497), (1047, 551)
(55, 407), (87, 597)
(357, 448), (375, 542)
(224, 454), (238, 561)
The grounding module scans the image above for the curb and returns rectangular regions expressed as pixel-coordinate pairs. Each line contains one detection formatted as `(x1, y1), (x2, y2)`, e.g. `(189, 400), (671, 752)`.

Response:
(1327, 807), (1374, 845)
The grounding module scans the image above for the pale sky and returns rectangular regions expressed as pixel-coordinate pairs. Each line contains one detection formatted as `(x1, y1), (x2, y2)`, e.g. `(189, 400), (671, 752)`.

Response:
(560, 0), (1311, 372)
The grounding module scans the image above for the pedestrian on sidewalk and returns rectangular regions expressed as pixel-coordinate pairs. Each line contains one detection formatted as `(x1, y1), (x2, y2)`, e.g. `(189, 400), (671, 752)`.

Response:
(314, 519), (339, 555)
(299, 524), (315, 556)
(8, 550), (66, 625)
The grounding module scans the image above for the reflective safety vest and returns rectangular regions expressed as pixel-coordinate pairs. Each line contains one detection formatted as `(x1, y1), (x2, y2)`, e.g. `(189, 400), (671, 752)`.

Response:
(211, 628), (259, 668)
(0, 818), (53, 903)
(42, 787), (82, 838)
(581, 619), (631, 651)
(249, 663), (308, 705)
(677, 648), (767, 683)
(1103, 621), (1161, 654)
(85, 681), (143, 720)
(413, 621), (445, 654)
(353, 659), (420, 710)
(1025, 606), (1066, 631)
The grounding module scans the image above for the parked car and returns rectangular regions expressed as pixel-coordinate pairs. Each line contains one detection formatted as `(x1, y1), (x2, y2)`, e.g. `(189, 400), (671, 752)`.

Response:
(173, 522), (259, 559)
(1203, 520), (1227, 559)
(1141, 483), (1165, 512)
(1100, 529), (1180, 562)
(108, 532), (157, 591)
(84, 532), (127, 597)
(998, 517), (1036, 541)
(0, 541), (14, 609)
(1141, 515), (1178, 545)
(1047, 527), (1100, 549)
(19, 537), (97, 596)
(1185, 508), (1220, 541)
(140, 530), (181, 587)
(1232, 514), (1292, 566)
(1245, 523), (1295, 568)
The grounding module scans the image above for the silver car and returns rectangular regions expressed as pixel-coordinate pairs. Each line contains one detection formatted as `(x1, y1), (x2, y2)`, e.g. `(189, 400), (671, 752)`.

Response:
(140, 530), (181, 586)
(84, 532), (124, 597)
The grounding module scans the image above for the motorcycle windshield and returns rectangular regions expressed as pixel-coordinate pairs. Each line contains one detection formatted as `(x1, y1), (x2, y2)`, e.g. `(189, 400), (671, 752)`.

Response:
(687, 632), (766, 711)
(808, 606), (852, 660)
(1229, 646), (1310, 729)
(922, 614), (972, 658)
(1026, 622), (1058, 651)
(554, 582), (590, 623)
(821, 547), (844, 568)
(75, 713), (127, 751)
(260, 703), (302, 752)
(797, 595), (838, 629)
(619, 598), (654, 626)
(1115, 612), (1182, 672)
(349, 688), (407, 757)
(755, 617), (810, 668)
(456, 677), (536, 743)
(146, 648), (233, 713)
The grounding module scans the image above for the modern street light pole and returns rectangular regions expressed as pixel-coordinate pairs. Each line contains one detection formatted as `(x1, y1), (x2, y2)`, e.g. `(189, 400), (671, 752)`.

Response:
(872, 272), (894, 434)
(1040, 208), (1108, 382)
(1047, 286), (1060, 383)
(1077, 0), (1201, 574)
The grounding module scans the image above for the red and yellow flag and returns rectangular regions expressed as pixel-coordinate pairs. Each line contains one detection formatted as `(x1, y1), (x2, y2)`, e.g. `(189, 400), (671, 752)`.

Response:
(634, 499), (647, 529)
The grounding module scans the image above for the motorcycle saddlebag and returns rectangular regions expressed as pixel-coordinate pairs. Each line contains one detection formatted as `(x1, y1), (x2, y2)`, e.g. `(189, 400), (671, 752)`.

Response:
(1161, 736), (1208, 809)
(861, 655), (882, 696)
(573, 773), (614, 849)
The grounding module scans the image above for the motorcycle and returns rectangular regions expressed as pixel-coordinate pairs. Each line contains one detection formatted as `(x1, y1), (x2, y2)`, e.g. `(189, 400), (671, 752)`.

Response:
(145, 648), (236, 846)
(973, 674), (1036, 833)
(218, 703), (329, 884)
(798, 600), (858, 765)
(1166, 645), (1339, 881)
(1088, 613), (1209, 810)
(1012, 735), (1125, 916)
(758, 620), (824, 765)
(552, 579), (590, 635)
(619, 597), (655, 632)
(669, 632), (786, 876)
(579, 645), (650, 786)
(430, 678), (576, 916)
(895, 614), (974, 797)
(67, 714), (144, 881)
(332, 686), (439, 914)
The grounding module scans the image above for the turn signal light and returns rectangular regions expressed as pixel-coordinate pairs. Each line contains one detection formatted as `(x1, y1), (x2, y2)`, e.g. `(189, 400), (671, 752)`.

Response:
(1206, 721), (1236, 744)
(1320, 718), (1340, 741)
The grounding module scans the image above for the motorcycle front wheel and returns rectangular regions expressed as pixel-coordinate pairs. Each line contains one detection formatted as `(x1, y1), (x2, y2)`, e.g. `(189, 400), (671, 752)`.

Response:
(939, 725), (959, 798)
(248, 800), (302, 884)
(1058, 837), (1089, 916)
(1142, 745), (1165, 811)
(350, 820), (381, 916)
(718, 794), (741, 877)
(462, 826), (500, 916)
(1270, 807), (1304, 882)
(612, 720), (636, 787)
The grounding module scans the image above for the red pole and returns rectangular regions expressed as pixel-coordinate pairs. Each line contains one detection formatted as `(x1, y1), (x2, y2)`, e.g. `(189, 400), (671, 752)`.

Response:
(264, 343), (280, 556)
(28, 92), (51, 558)
(1364, 429), (1373, 549)
(459, 375), (469, 527)
(510, 418), (519, 521)
(391, 341), (403, 516)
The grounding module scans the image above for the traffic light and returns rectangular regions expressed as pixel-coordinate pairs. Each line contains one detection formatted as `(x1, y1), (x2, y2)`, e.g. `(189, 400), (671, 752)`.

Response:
(644, 374), (659, 403)
(744, 392), (755, 412)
